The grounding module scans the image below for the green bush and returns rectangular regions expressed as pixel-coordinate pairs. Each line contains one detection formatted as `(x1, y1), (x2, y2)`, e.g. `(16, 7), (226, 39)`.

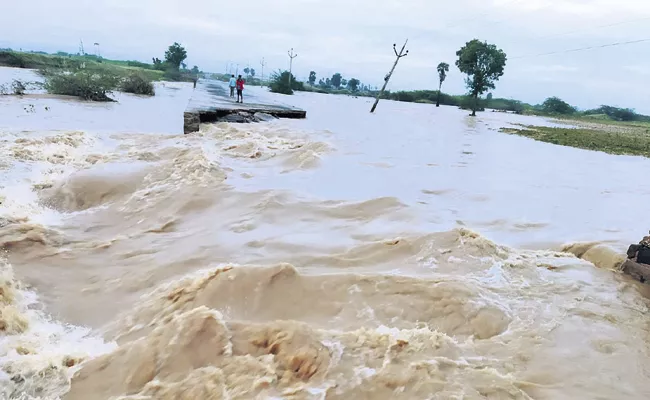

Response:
(120, 73), (155, 96)
(42, 68), (120, 101)
(488, 98), (526, 114)
(269, 70), (302, 95)
(541, 97), (576, 115)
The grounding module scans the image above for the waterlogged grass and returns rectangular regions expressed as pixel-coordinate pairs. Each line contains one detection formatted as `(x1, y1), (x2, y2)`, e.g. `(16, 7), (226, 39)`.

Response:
(501, 122), (650, 157)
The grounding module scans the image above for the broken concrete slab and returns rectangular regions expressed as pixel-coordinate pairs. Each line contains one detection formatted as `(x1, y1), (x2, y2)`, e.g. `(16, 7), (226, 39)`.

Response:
(183, 79), (306, 134)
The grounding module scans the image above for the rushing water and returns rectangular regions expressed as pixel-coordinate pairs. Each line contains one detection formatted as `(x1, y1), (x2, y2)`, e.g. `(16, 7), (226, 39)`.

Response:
(1, 66), (649, 399)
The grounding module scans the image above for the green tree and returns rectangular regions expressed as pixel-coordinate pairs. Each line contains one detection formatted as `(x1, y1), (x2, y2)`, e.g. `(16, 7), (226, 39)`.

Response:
(309, 71), (316, 85)
(191, 65), (199, 74)
(164, 42), (187, 70)
(455, 39), (507, 116)
(331, 73), (342, 89)
(341, 78), (348, 87)
(348, 78), (360, 92)
(244, 67), (250, 76)
(541, 97), (576, 115)
(250, 68), (256, 77)
(436, 62), (449, 107)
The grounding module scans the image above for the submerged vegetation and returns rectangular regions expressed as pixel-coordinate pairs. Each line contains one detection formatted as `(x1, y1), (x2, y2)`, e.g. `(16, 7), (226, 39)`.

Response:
(41, 69), (155, 101)
(269, 70), (302, 95)
(501, 122), (650, 157)
(42, 69), (120, 101)
(120, 72), (155, 96)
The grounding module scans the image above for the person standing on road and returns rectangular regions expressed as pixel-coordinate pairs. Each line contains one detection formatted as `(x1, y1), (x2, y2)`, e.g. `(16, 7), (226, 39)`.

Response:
(236, 75), (245, 103)
(228, 74), (236, 98)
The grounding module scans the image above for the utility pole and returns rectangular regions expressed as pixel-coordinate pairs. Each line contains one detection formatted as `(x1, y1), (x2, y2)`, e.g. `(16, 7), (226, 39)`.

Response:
(260, 57), (266, 85)
(370, 39), (409, 113)
(287, 48), (297, 88)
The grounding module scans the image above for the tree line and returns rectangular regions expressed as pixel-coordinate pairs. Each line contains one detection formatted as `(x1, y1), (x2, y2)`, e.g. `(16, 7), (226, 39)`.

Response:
(270, 38), (647, 121)
(271, 38), (508, 116)
(308, 72), (364, 92)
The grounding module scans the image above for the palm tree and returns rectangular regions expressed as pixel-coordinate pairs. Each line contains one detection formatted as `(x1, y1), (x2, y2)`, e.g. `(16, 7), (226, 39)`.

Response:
(436, 62), (450, 107)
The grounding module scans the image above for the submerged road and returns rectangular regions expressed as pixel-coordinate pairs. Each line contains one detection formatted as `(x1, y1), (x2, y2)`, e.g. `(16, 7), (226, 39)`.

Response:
(183, 79), (306, 133)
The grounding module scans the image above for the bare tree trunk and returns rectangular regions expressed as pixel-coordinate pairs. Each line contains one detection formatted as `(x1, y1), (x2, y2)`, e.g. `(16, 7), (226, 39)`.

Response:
(471, 93), (478, 116)
(436, 82), (442, 107)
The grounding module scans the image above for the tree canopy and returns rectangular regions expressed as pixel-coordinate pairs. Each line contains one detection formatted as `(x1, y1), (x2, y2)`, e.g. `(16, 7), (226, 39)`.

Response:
(348, 78), (360, 92)
(456, 39), (507, 116)
(541, 97), (576, 115)
(436, 62), (450, 107)
(437, 62), (449, 86)
(164, 42), (187, 70)
(331, 73), (342, 89)
(309, 71), (316, 85)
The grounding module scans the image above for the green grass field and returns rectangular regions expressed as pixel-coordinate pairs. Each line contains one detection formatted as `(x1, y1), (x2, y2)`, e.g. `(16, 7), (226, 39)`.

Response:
(0, 51), (167, 82)
(501, 121), (650, 157)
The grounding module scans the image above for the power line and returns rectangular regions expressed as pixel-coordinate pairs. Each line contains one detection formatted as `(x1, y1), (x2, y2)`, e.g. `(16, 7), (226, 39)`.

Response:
(510, 38), (650, 60)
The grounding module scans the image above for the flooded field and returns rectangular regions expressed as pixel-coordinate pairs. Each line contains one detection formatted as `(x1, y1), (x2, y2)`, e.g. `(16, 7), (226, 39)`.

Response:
(1, 66), (649, 399)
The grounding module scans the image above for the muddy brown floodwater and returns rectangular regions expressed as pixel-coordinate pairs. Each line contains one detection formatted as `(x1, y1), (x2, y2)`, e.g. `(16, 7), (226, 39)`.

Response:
(1, 66), (649, 400)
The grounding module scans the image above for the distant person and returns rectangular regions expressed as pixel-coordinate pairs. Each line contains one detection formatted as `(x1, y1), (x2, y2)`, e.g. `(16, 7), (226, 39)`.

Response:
(228, 74), (236, 98)
(236, 75), (245, 103)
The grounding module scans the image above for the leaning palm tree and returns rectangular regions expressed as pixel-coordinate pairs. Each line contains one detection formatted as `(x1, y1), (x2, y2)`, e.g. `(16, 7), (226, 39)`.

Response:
(436, 62), (450, 107)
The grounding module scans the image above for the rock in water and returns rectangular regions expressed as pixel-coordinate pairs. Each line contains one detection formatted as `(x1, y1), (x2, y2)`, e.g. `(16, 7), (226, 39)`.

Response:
(220, 113), (250, 123)
(253, 112), (276, 122)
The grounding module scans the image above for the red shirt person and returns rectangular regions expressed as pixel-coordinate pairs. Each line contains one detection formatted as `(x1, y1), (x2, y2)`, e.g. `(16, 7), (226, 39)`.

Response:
(236, 75), (244, 103)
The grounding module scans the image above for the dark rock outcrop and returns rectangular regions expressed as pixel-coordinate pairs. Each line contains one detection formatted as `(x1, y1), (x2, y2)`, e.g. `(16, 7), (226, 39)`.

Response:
(183, 112), (200, 134)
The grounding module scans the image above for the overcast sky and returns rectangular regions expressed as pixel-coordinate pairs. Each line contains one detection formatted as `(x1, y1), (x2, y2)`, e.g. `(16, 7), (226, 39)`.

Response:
(2, 0), (649, 112)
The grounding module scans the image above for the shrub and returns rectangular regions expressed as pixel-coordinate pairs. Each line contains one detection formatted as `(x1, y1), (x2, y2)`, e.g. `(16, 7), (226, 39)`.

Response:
(42, 68), (120, 101)
(120, 73), (155, 96)
(541, 97), (576, 115)
(269, 70), (302, 95)
(0, 51), (26, 67)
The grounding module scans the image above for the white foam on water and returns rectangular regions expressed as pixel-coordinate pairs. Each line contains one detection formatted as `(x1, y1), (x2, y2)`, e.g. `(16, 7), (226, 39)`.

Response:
(0, 262), (116, 400)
